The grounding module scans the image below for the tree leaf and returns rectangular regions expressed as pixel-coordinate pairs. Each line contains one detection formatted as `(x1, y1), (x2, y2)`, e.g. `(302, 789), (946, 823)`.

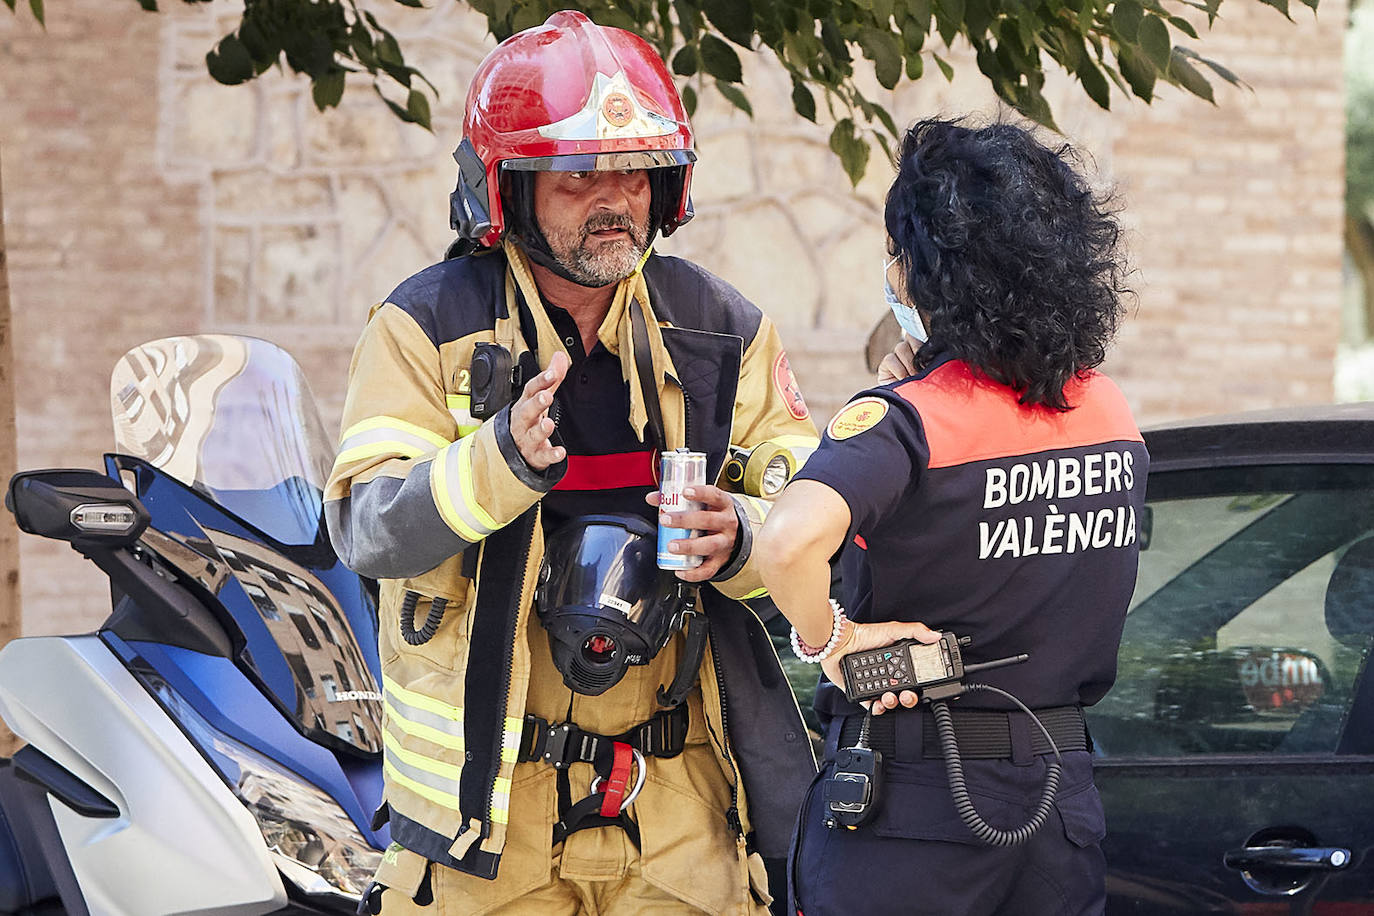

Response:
(906, 52), (924, 79)
(3, 0), (17, 14)
(1103, 60), (1131, 96)
(672, 44), (698, 76)
(934, 53), (954, 81)
(790, 74), (817, 122)
(702, 0), (754, 48)
(1078, 57), (1111, 109)
(858, 26), (903, 89)
(828, 118), (870, 186)
(820, 18), (850, 62)
(28, 0), (42, 26)
(206, 34), (255, 85)
(1167, 15), (1199, 38)
(674, 0), (699, 41)
(1116, 42), (1155, 101)
(699, 33), (743, 82)
(407, 88), (432, 130)
(715, 79), (754, 117)
(1175, 46), (1250, 89)
(1254, 0), (1293, 18)
(872, 102), (899, 138)
(312, 69), (346, 109)
(1167, 50), (1214, 101)
(1137, 14), (1171, 72)
(1110, 0), (1144, 40)
(935, 0), (964, 46)
(377, 31), (403, 68)
(682, 83), (698, 117)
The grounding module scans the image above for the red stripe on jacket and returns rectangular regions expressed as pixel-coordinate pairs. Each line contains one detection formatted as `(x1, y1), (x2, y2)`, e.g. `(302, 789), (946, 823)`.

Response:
(552, 451), (658, 491)
(893, 361), (1143, 469)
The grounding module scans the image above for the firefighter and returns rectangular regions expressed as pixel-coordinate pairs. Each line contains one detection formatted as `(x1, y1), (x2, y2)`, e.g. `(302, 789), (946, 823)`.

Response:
(324, 11), (819, 915)
(755, 117), (1148, 916)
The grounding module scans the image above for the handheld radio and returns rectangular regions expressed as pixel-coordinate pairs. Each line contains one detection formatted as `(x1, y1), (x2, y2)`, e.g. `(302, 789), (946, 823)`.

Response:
(823, 633), (1062, 843)
(839, 633), (1029, 704)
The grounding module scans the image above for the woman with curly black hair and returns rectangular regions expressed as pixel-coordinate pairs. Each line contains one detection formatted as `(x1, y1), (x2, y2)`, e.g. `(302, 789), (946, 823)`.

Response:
(755, 117), (1148, 915)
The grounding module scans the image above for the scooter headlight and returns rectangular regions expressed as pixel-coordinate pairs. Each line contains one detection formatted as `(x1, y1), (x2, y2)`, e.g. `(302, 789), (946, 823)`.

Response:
(231, 750), (382, 899)
(138, 671), (381, 901)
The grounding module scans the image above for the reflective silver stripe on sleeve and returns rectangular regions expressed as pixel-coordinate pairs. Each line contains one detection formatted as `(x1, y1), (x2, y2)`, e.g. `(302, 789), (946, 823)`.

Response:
(326, 463), (471, 579)
(431, 436), (502, 542)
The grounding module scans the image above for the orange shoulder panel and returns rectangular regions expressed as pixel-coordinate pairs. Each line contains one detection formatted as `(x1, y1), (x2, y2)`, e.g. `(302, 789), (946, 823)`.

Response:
(893, 361), (1143, 469)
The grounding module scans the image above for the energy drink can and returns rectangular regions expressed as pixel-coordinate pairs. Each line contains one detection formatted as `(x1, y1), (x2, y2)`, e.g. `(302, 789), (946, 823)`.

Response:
(657, 448), (707, 570)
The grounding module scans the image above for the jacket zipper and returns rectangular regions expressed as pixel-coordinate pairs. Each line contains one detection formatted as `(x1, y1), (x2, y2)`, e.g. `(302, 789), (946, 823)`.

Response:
(482, 510), (534, 840)
(708, 617), (744, 839)
(677, 380), (742, 837)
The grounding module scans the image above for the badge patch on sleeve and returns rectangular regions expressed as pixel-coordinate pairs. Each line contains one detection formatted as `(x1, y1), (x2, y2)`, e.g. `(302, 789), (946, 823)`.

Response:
(826, 397), (888, 440)
(773, 352), (809, 420)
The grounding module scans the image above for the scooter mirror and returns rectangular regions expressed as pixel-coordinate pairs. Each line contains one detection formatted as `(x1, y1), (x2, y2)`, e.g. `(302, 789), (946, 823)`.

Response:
(6, 469), (150, 547)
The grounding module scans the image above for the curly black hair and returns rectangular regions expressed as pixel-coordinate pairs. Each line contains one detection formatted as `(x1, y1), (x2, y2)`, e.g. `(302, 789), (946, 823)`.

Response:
(884, 117), (1131, 410)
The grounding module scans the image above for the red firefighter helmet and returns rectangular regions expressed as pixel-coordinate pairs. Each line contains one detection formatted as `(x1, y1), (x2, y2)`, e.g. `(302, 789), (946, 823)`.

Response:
(450, 10), (695, 251)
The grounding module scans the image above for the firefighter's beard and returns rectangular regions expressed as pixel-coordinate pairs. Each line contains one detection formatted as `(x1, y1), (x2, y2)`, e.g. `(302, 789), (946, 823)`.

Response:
(543, 212), (650, 287)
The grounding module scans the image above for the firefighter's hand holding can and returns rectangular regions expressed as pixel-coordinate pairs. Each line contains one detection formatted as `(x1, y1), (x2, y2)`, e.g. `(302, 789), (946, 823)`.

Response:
(648, 448), (739, 582)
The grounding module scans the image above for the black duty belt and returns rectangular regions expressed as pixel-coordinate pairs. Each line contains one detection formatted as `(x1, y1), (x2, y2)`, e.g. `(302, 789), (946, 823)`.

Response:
(518, 704), (690, 849)
(838, 705), (1089, 762)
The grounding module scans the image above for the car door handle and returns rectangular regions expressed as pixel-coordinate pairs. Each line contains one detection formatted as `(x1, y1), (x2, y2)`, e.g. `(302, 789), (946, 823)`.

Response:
(1223, 846), (1351, 871)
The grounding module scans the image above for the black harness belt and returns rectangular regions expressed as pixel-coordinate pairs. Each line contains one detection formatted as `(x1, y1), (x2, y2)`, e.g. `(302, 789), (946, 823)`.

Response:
(839, 705), (1089, 762)
(518, 704), (690, 848)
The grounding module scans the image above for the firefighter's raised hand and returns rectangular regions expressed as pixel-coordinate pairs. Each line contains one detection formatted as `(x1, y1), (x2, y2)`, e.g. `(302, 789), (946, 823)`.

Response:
(511, 352), (569, 471)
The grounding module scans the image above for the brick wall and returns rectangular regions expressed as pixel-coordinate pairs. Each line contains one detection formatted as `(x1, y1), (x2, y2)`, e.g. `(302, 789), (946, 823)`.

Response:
(0, 0), (1347, 632)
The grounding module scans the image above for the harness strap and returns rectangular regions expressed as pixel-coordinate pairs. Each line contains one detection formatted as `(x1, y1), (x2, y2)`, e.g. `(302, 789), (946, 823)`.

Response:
(518, 702), (689, 769)
(630, 295), (667, 452)
(598, 742), (635, 818)
(520, 705), (688, 849)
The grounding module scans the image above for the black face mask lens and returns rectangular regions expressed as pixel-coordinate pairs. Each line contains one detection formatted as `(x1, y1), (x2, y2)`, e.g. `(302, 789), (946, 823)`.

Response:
(536, 514), (691, 696)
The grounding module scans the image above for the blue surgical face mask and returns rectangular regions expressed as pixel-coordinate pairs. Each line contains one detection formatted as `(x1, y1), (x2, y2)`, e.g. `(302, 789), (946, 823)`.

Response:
(883, 256), (928, 343)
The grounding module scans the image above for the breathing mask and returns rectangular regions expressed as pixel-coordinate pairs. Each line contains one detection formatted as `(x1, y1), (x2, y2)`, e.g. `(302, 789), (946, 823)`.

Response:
(536, 514), (696, 696)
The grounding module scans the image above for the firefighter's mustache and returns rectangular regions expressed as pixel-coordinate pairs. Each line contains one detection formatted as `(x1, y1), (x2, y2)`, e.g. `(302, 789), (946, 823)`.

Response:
(580, 215), (636, 239)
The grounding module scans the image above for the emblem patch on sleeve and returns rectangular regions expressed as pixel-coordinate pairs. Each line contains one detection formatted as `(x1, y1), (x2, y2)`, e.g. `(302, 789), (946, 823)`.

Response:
(826, 397), (888, 440)
(773, 351), (810, 420)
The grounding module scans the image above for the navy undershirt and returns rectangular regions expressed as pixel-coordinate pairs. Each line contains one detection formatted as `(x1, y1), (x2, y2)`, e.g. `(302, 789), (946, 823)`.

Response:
(540, 302), (658, 536)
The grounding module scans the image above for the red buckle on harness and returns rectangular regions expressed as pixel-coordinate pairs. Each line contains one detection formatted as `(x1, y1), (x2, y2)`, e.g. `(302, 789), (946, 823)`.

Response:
(599, 741), (634, 818)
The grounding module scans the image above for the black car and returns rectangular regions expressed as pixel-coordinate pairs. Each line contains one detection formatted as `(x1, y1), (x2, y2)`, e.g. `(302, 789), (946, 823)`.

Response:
(769, 402), (1374, 912)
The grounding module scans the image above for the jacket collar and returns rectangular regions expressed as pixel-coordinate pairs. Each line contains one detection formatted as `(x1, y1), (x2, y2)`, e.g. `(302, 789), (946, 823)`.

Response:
(501, 243), (676, 447)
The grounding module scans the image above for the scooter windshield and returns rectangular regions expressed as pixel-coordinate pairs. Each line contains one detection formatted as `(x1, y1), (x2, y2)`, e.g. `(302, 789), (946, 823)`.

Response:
(110, 335), (334, 546)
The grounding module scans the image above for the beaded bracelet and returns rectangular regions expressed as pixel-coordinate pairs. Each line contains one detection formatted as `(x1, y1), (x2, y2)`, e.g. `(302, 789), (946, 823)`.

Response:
(790, 599), (850, 663)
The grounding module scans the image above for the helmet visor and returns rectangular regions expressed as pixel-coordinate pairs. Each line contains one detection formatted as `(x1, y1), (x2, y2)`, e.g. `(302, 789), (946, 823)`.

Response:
(502, 150), (695, 173)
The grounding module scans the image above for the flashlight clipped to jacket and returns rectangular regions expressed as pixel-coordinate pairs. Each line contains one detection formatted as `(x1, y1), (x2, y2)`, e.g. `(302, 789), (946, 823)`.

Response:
(722, 438), (815, 497)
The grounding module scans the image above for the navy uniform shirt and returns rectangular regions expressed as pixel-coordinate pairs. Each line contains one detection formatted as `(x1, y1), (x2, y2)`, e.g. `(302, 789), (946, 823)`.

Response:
(540, 300), (658, 535)
(795, 352), (1149, 719)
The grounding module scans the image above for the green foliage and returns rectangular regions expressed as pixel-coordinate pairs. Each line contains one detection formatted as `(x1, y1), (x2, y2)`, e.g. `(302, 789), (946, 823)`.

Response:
(114, 0), (1308, 182)
(118, 0), (436, 130)
(4, 0), (44, 25)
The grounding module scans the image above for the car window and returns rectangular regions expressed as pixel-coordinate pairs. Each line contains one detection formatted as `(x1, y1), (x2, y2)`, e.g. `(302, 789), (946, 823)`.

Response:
(1088, 464), (1374, 759)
